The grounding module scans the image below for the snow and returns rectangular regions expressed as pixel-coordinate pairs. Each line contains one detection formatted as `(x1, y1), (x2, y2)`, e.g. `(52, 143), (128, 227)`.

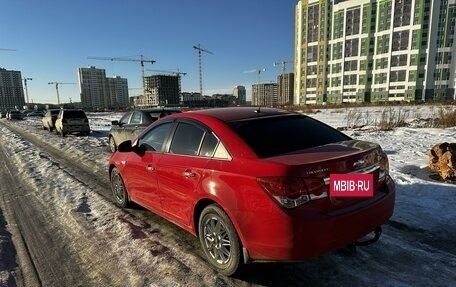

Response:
(1, 105), (455, 286)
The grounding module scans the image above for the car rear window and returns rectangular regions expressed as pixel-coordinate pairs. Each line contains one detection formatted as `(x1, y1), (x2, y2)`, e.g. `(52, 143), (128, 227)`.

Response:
(64, 110), (87, 118)
(229, 115), (351, 158)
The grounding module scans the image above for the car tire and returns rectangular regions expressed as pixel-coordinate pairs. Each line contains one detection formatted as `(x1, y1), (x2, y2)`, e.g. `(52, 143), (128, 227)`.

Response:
(110, 168), (130, 208)
(109, 136), (117, 152)
(199, 204), (242, 276)
(60, 129), (65, 137)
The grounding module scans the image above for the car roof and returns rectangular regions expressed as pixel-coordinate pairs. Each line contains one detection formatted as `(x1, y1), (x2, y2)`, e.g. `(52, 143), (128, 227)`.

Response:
(135, 108), (182, 113)
(184, 107), (297, 122)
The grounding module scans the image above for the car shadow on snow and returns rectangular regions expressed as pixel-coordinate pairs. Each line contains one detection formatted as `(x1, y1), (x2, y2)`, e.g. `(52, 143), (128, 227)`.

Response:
(87, 130), (109, 138)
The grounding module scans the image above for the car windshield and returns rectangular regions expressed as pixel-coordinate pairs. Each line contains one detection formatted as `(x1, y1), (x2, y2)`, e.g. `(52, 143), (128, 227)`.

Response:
(229, 115), (351, 158)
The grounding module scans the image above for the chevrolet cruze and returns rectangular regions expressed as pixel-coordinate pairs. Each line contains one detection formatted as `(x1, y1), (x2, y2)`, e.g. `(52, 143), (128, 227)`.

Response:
(108, 107), (395, 275)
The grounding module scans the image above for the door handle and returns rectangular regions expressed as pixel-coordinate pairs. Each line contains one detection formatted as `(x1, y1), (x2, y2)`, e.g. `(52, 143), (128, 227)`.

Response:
(147, 166), (155, 171)
(183, 171), (196, 177)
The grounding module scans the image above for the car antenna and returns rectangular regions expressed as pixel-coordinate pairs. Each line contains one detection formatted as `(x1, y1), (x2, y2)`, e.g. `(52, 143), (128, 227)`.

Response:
(255, 106), (262, 113)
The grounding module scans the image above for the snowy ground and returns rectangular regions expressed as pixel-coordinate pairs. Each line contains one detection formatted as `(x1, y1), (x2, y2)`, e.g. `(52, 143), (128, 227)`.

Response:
(0, 105), (455, 286)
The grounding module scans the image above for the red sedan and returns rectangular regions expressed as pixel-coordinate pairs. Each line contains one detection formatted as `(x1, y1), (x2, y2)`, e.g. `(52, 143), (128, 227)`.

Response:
(108, 107), (395, 275)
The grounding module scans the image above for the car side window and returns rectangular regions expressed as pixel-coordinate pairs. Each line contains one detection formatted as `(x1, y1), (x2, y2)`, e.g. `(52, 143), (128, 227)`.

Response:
(137, 122), (173, 152)
(169, 122), (205, 156)
(130, 112), (142, 125)
(119, 112), (132, 125)
(200, 132), (218, 157)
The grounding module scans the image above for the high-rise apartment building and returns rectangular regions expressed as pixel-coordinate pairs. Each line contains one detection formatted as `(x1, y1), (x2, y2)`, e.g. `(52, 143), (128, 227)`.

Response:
(295, 0), (456, 104)
(295, 0), (331, 105)
(78, 66), (129, 110)
(277, 73), (295, 105)
(0, 68), (25, 110)
(233, 85), (247, 105)
(252, 83), (279, 106)
(106, 76), (129, 109)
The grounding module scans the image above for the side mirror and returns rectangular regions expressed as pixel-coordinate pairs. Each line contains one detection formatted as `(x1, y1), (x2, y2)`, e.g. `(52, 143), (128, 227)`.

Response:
(111, 120), (119, 126)
(118, 140), (146, 156)
(117, 140), (133, 152)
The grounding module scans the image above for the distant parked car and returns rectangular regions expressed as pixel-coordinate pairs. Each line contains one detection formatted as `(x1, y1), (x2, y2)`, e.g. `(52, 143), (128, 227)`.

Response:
(108, 108), (181, 152)
(27, 111), (44, 117)
(7, 110), (24, 120)
(42, 109), (61, 132)
(55, 109), (90, 137)
(108, 107), (396, 276)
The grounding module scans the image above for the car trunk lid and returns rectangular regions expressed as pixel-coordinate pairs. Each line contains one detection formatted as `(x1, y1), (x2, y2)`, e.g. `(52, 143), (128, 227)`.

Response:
(265, 140), (387, 212)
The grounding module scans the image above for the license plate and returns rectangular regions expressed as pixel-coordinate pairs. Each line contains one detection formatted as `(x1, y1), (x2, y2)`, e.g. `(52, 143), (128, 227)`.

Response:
(330, 173), (374, 197)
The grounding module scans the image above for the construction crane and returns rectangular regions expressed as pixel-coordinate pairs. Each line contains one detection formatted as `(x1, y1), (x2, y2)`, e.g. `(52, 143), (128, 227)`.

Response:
(48, 82), (76, 106)
(147, 69), (187, 77)
(244, 68), (266, 85)
(23, 78), (33, 106)
(244, 68), (266, 106)
(87, 55), (156, 98)
(193, 44), (213, 97)
(0, 48), (16, 51)
(273, 60), (292, 75)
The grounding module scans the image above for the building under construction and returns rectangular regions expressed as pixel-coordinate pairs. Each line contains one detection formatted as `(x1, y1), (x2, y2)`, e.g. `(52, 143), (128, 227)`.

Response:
(143, 75), (180, 107)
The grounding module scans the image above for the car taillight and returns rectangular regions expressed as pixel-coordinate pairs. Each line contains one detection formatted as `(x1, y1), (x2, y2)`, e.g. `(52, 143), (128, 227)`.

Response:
(257, 177), (328, 209)
(379, 152), (389, 181)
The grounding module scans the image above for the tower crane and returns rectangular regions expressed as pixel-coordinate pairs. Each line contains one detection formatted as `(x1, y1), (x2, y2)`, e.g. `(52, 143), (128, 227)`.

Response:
(193, 44), (213, 97)
(48, 82), (76, 106)
(23, 77), (33, 106)
(273, 60), (292, 75)
(147, 69), (187, 77)
(244, 68), (266, 106)
(244, 68), (266, 85)
(87, 55), (156, 98)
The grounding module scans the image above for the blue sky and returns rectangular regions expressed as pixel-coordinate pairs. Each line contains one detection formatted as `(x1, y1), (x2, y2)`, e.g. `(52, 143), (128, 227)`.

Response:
(1, 0), (297, 104)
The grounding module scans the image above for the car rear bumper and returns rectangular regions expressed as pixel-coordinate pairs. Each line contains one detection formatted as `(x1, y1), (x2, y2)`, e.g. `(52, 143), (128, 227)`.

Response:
(62, 125), (90, 133)
(237, 175), (395, 262)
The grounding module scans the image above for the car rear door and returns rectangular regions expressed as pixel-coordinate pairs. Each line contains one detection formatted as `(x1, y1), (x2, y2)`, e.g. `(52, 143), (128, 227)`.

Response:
(156, 121), (214, 229)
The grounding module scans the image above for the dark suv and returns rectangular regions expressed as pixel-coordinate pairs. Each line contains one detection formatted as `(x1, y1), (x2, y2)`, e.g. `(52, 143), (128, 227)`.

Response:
(55, 109), (90, 137)
(108, 108), (181, 152)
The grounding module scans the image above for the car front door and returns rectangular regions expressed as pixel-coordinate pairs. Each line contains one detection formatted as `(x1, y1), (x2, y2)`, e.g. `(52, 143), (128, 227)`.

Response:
(112, 112), (132, 145)
(124, 111), (144, 142)
(125, 121), (174, 212)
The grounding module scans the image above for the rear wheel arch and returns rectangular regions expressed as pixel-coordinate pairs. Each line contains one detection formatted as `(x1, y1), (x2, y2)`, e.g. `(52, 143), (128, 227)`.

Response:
(193, 198), (245, 246)
(198, 203), (243, 276)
